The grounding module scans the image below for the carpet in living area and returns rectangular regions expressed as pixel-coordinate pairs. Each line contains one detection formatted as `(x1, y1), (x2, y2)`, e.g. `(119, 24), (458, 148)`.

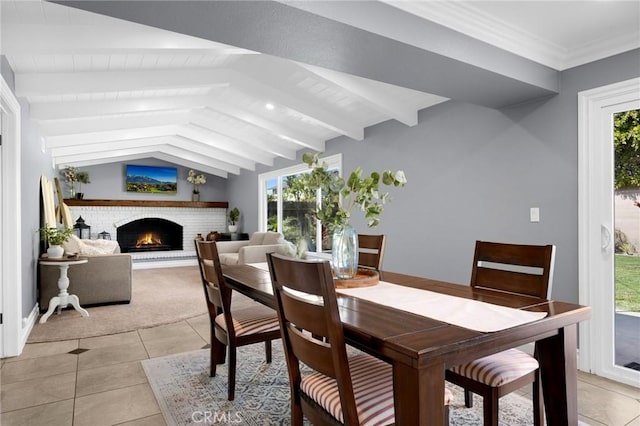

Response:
(143, 343), (544, 426)
(28, 266), (209, 342)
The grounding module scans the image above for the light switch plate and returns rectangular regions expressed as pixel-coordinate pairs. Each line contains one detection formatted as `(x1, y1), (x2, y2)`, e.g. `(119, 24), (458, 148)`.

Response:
(530, 207), (540, 223)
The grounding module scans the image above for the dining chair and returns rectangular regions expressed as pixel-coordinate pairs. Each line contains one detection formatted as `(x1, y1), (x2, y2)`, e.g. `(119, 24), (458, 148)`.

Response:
(195, 240), (281, 401)
(266, 252), (452, 425)
(357, 234), (386, 271)
(446, 240), (556, 426)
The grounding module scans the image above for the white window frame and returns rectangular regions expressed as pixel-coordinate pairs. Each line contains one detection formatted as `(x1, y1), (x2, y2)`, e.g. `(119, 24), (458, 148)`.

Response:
(258, 154), (342, 253)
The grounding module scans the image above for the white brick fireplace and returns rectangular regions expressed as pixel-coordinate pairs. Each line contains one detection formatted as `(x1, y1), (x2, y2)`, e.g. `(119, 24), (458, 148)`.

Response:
(67, 201), (227, 268)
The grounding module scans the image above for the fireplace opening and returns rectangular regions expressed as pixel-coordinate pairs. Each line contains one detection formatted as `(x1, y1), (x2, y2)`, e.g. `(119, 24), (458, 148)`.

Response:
(117, 218), (183, 253)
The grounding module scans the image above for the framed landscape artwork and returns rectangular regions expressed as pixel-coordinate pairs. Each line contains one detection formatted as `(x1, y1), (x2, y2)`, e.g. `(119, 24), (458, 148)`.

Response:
(125, 164), (178, 194)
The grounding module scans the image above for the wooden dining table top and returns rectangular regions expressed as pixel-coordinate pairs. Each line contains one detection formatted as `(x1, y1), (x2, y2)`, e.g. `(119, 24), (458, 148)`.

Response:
(222, 264), (589, 362)
(221, 263), (591, 425)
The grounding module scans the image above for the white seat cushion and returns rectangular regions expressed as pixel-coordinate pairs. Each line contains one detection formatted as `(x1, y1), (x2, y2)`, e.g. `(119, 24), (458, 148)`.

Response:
(219, 253), (239, 265)
(449, 348), (539, 387)
(215, 305), (279, 336)
(301, 353), (454, 426)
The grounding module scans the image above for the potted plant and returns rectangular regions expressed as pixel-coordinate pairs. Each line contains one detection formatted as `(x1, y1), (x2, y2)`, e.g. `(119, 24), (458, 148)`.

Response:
(39, 226), (74, 258)
(187, 169), (206, 202)
(302, 152), (406, 279)
(228, 207), (240, 233)
(75, 171), (90, 200)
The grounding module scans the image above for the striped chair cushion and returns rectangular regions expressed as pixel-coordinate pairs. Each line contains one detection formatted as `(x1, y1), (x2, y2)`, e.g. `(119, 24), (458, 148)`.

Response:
(215, 305), (279, 337)
(449, 348), (539, 387)
(301, 353), (454, 426)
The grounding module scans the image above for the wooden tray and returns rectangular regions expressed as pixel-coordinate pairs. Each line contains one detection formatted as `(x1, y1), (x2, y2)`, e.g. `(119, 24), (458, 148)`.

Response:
(39, 254), (86, 262)
(334, 269), (379, 289)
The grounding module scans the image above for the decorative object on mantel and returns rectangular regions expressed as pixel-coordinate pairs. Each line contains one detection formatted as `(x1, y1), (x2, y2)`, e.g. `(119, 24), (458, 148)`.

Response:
(73, 216), (91, 239)
(302, 152), (407, 279)
(75, 171), (90, 200)
(60, 166), (90, 199)
(187, 169), (206, 202)
(97, 230), (111, 240)
(195, 233), (204, 241)
(206, 231), (221, 241)
(228, 207), (240, 233)
(38, 226), (74, 259)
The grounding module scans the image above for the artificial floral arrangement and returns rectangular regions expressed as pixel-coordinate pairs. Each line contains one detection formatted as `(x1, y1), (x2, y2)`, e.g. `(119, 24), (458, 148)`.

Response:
(301, 152), (407, 230)
(187, 170), (206, 194)
(61, 166), (90, 198)
(38, 226), (74, 246)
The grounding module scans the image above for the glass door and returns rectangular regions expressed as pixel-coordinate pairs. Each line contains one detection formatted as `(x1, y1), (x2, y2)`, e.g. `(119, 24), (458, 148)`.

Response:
(613, 109), (640, 372)
(578, 79), (640, 387)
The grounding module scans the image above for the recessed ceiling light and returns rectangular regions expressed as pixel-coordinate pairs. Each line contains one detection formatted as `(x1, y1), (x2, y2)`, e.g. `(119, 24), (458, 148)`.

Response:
(265, 103), (275, 110)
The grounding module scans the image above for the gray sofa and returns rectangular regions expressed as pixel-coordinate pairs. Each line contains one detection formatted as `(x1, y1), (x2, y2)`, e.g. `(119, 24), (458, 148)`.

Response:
(38, 236), (132, 310)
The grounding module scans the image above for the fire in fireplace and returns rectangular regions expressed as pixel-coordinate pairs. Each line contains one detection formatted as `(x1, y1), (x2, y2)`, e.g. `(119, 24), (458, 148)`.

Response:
(136, 232), (165, 249)
(117, 218), (183, 253)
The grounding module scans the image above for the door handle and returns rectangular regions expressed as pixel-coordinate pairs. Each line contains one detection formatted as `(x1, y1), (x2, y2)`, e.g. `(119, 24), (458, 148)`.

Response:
(601, 224), (612, 250)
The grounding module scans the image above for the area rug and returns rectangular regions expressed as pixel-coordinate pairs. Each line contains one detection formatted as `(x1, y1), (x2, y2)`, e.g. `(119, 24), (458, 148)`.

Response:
(28, 266), (208, 342)
(143, 343), (542, 426)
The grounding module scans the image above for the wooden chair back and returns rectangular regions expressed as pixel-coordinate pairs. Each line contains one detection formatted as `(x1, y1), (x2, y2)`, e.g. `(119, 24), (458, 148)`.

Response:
(358, 234), (386, 271)
(470, 240), (555, 299)
(195, 240), (234, 333)
(267, 253), (360, 424)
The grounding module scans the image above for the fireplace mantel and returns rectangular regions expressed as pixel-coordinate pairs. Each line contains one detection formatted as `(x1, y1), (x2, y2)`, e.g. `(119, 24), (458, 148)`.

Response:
(64, 199), (228, 208)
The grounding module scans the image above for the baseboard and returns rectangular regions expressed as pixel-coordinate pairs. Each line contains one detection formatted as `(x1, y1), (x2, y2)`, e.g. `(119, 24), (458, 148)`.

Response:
(132, 258), (198, 270)
(19, 303), (39, 352)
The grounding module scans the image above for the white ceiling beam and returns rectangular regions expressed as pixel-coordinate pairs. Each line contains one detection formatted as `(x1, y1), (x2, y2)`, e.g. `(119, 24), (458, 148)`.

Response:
(30, 95), (209, 120)
(189, 109), (297, 160)
(39, 111), (191, 136)
(52, 145), (232, 178)
(151, 152), (230, 179)
(29, 94), (324, 152)
(15, 68), (233, 97)
(56, 152), (229, 179)
(50, 136), (242, 175)
(46, 124), (258, 171)
(299, 64), (426, 127)
(45, 125), (178, 148)
(174, 128), (260, 170)
(187, 115), (285, 163)
(228, 72), (365, 141)
(201, 104), (324, 152)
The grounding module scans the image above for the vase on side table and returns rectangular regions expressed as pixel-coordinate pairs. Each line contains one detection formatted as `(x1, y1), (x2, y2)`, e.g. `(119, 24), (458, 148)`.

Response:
(192, 192), (200, 202)
(332, 224), (358, 279)
(46, 245), (64, 259)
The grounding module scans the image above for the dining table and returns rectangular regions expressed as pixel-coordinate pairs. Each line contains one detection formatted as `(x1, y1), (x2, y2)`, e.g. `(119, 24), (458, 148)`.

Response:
(221, 263), (591, 426)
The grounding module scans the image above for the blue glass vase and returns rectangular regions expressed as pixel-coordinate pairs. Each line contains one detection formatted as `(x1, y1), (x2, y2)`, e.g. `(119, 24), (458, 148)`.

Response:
(332, 224), (359, 279)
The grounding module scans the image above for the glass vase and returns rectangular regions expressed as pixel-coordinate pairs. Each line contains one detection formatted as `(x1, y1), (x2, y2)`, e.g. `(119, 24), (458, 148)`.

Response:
(332, 224), (359, 279)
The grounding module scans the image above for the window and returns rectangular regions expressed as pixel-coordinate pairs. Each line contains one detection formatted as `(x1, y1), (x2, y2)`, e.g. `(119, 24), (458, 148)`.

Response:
(259, 154), (342, 253)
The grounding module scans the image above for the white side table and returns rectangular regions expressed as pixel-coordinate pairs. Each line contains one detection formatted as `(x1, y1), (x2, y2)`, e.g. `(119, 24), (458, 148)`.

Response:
(39, 257), (90, 323)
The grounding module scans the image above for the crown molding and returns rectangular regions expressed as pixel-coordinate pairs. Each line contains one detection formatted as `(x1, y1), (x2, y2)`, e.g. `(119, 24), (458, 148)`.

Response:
(384, 1), (638, 71)
(563, 32), (640, 71)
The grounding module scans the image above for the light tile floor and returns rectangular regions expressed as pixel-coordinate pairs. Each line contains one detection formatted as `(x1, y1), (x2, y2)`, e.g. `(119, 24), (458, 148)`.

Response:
(1, 314), (639, 426)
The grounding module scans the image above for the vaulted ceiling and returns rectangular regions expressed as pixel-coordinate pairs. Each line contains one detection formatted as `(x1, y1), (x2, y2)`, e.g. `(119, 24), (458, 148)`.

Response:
(2, 0), (638, 178)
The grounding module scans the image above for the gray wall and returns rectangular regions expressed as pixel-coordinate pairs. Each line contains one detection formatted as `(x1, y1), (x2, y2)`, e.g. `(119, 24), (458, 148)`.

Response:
(20, 102), (56, 318)
(73, 160), (228, 202)
(226, 49), (640, 304)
